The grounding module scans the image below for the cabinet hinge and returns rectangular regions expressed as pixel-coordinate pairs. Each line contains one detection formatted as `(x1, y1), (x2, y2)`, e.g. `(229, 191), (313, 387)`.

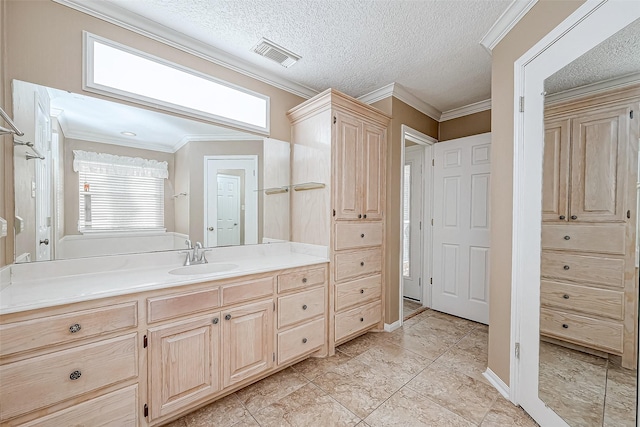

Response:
(333, 116), (337, 124)
(631, 110), (634, 119)
(418, 278), (421, 287)
(333, 209), (336, 217)
(143, 335), (147, 348)
(143, 404), (148, 418)
(419, 221), (422, 230)
(431, 218), (434, 226)
(432, 158), (435, 166)
(515, 342), (520, 359)
(627, 210), (631, 219)
(273, 302), (276, 311)
(519, 96), (524, 113)
(273, 352), (276, 362)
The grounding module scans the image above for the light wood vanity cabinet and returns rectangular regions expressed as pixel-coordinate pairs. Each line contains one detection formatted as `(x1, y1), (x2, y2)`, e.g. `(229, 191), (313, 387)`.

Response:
(0, 263), (329, 426)
(288, 89), (389, 353)
(540, 86), (639, 368)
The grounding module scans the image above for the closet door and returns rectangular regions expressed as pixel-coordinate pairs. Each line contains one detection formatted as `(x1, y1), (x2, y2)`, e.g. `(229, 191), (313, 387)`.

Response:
(541, 119), (570, 222)
(569, 105), (630, 222)
(334, 112), (362, 220)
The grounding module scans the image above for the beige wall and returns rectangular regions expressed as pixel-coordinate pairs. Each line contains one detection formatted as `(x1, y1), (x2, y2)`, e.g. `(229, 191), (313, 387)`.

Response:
(2, 0), (305, 264)
(371, 96), (439, 324)
(62, 138), (176, 236)
(439, 110), (491, 142)
(488, 0), (584, 385)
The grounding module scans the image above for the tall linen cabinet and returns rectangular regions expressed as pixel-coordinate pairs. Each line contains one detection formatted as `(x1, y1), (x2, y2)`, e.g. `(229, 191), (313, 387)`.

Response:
(287, 89), (390, 353)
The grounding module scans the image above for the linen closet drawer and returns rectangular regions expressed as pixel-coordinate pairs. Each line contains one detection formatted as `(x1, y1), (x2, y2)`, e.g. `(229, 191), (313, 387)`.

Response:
(540, 308), (623, 353)
(277, 318), (325, 365)
(540, 251), (625, 289)
(541, 224), (626, 255)
(334, 248), (382, 282)
(334, 222), (383, 250)
(540, 280), (624, 320)
(277, 266), (327, 293)
(335, 275), (382, 312)
(278, 286), (326, 329)
(335, 300), (381, 343)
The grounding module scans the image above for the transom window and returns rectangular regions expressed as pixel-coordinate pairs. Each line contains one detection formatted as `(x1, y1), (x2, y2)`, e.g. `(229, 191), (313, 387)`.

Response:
(83, 32), (270, 134)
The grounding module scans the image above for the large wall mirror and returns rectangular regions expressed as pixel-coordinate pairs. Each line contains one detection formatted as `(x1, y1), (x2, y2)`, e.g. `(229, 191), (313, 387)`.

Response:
(537, 18), (639, 427)
(12, 80), (290, 263)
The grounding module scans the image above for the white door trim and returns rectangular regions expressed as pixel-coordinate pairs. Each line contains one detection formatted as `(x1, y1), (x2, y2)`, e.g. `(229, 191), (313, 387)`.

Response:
(398, 125), (437, 327)
(204, 155), (258, 247)
(510, 1), (640, 424)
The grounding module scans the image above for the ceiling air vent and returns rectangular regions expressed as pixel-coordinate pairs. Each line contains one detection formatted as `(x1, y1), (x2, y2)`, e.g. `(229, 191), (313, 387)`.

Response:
(252, 38), (300, 68)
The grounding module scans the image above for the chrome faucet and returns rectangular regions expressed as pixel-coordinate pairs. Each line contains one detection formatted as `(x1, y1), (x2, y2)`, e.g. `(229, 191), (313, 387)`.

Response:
(180, 240), (210, 266)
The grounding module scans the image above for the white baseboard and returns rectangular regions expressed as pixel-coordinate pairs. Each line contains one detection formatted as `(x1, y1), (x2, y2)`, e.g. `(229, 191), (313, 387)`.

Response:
(483, 368), (510, 399)
(384, 320), (402, 332)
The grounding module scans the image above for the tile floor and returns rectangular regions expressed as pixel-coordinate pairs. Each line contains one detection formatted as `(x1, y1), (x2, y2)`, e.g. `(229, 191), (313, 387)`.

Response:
(164, 309), (539, 427)
(402, 298), (423, 320)
(539, 340), (637, 427)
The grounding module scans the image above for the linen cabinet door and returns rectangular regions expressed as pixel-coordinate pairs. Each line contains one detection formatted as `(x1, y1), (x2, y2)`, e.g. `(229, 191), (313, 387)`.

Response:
(148, 314), (221, 421)
(542, 119), (570, 222)
(334, 112), (362, 220)
(222, 300), (274, 388)
(569, 106), (630, 222)
(361, 122), (386, 221)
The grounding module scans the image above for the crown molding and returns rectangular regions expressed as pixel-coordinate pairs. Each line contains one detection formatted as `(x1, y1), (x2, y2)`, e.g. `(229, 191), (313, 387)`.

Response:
(440, 99), (492, 122)
(53, 0), (318, 99)
(357, 83), (442, 122)
(480, 0), (538, 54)
(545, 72), (640, 105)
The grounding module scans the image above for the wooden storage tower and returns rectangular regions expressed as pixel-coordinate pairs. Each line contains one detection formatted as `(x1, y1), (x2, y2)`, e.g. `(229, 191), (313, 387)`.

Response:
(541, 85), (639, 369)
(287, 89), (390, 354)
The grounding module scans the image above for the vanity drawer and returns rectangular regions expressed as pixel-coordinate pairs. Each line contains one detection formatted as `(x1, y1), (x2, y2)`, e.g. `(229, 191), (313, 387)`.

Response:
(20, 384), (138, 427)
(334, 222), (383, 250)
(278, 286), (325, 329)
(541, 280), (624, 320)
(540, 308), (623, 354)
(540, 251), (625, 289)
(0, 302), (137, 357)
(334, 248), (382, 283)
(0, 333), (138, 421)
(335, 300), (381, 343)
(541, 224), (626, 255)
(221, 277), (273, 306)
(277, 318), (325, 365)
(335, 275), (382, 312)
(148, 287), (220, 323)
(277, 266), (327, 293)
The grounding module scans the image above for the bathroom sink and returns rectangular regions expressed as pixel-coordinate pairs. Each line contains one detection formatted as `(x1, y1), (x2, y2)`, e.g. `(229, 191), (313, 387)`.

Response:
(169, 263), (239, 276)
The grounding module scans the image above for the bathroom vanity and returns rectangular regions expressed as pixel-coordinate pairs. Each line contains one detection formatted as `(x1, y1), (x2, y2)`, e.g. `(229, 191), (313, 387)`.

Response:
(0, 243), (333, 426)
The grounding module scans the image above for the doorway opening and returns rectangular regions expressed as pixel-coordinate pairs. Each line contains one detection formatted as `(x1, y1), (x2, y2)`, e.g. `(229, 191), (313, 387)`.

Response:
(204, 155), (258, 247)
(400, 125), (436, 322)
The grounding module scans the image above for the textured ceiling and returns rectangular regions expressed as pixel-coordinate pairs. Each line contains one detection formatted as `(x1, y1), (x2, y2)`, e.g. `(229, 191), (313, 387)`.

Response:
(106, 0), (511, 112)
(546, 18), (640, 94)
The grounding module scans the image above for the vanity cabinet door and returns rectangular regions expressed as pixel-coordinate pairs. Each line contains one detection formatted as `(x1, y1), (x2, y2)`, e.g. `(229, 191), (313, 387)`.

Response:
(148, 313), (221, 421)
(361, 122), (385, 221)
(222, 300), (274, 388)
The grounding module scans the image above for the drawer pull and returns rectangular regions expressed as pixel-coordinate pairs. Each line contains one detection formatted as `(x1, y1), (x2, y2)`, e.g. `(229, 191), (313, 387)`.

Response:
(361, 234), (365, 238)
(213, 318), (219, 324)
(563, 294), (570, 299)
(564, 235), (571, 240)
(302, 338), (308, 344)
(363, 214), (367, 219)
(360, 317), (364, 322)
(302, 304), (308, 310)
(559, 215), (566, 220)
(358, 214), (362, 219)
(563, 265), (570, 270)
(562, 324), (569, 329)
(360, 262), (365, 266)
(302, 278), (308, 284)
(69, 323), (82, 333)
(571, 215), (577, 220)
(360, 289), (364, 294)
(225, 314), (232, 321)
(69, 370), (82, 381)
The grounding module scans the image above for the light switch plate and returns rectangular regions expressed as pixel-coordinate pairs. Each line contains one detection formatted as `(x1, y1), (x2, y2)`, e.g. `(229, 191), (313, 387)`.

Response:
(0, 217), (6, 238)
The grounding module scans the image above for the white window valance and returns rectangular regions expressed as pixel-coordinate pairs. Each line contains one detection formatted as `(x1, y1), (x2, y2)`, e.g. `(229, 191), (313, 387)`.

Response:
(73, 150), (168, 179)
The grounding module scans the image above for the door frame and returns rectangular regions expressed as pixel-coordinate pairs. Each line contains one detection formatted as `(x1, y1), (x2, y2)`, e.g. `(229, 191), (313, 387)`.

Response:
(510, 0), (640, 424)
(403, 144), (425, 303)
(398, 125), (437, 328)
(204, 155), (258, 247)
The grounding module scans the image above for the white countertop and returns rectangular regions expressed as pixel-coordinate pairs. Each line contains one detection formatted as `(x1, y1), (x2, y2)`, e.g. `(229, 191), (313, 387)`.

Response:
(0, 242), (329, 315)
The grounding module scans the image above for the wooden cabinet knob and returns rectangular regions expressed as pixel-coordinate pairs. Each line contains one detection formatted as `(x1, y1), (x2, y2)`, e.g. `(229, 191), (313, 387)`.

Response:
(69, 323), (82, 333)
(562, 324), (569, 329)
(302, 338), (308, 344)
(563, 294), (570, 299)
(302, 304), (308, 310)
(564, 235), (570, 240)
(563, 265), (570, 270)
(360, 317), (364, 322)
(302, 278), (307, 283)
(360, 262), (364, 266)
(69, 370), (82, 381)
(361, 234), (365, 238)
(360, 289), (364, 294)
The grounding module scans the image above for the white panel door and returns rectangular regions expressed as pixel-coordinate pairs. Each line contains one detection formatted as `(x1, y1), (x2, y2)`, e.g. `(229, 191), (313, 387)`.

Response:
(216, 174), (241, 246)
(432, 133), (491, 324)
(403, 146), (424, 301)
